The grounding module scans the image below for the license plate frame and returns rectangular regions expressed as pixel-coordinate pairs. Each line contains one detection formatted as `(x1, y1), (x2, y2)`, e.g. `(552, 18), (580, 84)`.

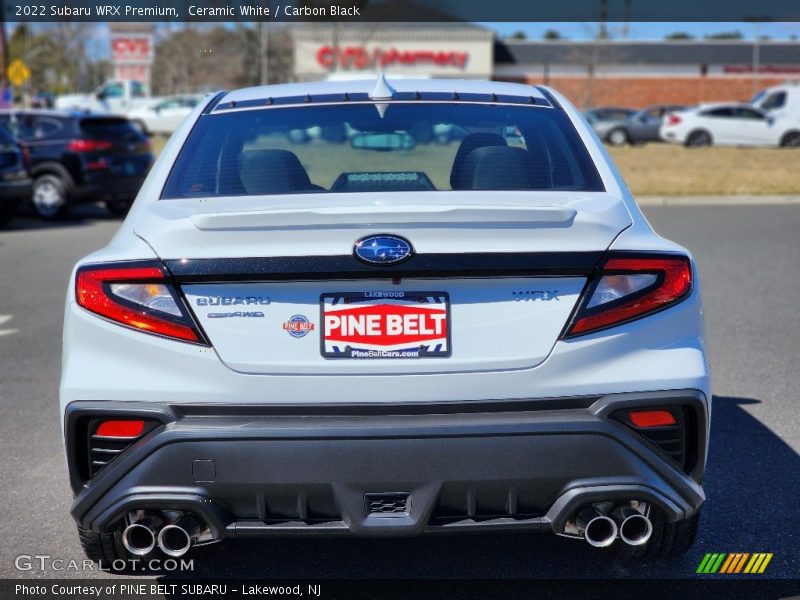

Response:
(320, 291), (451, 359)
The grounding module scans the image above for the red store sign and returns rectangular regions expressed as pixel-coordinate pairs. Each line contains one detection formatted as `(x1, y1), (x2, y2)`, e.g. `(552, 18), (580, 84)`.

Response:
(723, 64), (800, 74)
(111, 35), (153, 64)
(316, 45), (469, 70)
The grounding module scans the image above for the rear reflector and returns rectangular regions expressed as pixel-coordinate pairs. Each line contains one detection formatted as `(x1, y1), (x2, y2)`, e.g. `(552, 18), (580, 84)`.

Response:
(628, 410), (677, 428)
(95, 419), (146, 438)
(564, 254), (692, 337)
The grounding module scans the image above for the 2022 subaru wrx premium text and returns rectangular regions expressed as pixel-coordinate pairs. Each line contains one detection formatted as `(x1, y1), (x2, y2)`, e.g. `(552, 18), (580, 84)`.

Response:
(60, 77), (710, 564)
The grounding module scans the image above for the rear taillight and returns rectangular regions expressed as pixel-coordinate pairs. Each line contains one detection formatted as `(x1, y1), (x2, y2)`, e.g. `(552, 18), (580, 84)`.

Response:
(564, 254), (692, 338)
(75, 262), (205, 344)
(68, 139), (113, 153)
(666, 114), (682, 126)
(19, 143), (31, 170)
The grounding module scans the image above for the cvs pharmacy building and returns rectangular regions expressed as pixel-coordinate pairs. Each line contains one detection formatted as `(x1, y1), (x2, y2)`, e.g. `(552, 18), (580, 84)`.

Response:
(292, 23), (494, 81)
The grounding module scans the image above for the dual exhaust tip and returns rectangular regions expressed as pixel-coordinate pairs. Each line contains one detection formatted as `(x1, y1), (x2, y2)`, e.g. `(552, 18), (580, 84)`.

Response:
(575, 504), (653, 548)
(122, 514), (202, 558)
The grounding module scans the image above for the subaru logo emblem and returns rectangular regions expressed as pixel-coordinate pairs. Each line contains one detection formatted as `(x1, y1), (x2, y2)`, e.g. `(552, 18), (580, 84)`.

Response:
(354, 235), (413, 265)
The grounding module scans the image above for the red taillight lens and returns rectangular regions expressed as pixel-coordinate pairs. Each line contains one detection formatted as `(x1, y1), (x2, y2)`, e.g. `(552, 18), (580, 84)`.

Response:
(19, 143), (31, 170)
(75, 263), (204, 343)
(666, 114), (682, 126)
(68, 139), (113, 153)
(564, 254), (692, 337)
(628, 409), (677, 428)
(95, 419), (146, 438)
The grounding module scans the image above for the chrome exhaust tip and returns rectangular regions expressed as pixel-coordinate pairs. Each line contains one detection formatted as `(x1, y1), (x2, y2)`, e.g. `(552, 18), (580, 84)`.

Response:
(575, 507), (618, 548)
(157, 515), (201, 558)
(122, 523), (155, 556)
(619, 513), (653, 546)
(583, 515), (618, 548)
(157, 525), (192, 557)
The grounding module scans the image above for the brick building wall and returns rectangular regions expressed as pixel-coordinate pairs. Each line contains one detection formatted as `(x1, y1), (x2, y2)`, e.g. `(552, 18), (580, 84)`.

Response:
(496, 76), (791, 109)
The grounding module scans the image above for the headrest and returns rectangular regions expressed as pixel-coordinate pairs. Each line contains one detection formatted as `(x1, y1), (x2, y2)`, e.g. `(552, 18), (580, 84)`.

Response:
(450, 133), (507, 189)
(239, 149), (314, 195)
(459, 146), (540, 190)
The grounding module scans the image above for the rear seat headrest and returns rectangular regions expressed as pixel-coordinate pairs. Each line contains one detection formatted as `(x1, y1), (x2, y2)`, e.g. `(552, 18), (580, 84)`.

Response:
(450, 133), (507, 190)
(459, 146), (541, 190)
(239, 149), (315, 195)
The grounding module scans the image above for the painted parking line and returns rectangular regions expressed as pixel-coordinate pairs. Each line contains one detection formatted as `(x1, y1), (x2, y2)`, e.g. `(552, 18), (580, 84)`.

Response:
(0, 314), (18, 337)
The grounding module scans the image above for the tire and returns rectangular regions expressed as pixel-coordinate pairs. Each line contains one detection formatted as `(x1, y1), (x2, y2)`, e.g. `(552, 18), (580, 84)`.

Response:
(105, 199), (133, 217)
(606, 128), (629, 146)
(31, 174), (69, 220)
(77, 527), (135, 571)
(615, 510), (700, 560)
(780, 131), (800, 147)
(685, 130), (712, 148)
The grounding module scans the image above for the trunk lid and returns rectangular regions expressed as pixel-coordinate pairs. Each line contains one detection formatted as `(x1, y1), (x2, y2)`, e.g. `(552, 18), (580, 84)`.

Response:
(137, 192), (631, 375)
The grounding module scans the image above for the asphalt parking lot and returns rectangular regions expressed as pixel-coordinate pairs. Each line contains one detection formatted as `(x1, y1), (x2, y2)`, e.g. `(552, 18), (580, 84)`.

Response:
(0, 204), (798, 584)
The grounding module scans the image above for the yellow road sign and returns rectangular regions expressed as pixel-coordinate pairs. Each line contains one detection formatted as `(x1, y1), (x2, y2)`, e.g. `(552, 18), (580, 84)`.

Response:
(7, 59), (31, 88)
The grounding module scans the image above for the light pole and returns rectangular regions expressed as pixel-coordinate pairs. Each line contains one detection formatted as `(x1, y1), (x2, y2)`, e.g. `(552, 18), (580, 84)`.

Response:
(260, 22), (269, 85)
(745, 18), (770, 98)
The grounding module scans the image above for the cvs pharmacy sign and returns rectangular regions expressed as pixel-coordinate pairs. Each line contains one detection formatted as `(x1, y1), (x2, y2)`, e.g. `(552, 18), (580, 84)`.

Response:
(111, 35), (153, 64)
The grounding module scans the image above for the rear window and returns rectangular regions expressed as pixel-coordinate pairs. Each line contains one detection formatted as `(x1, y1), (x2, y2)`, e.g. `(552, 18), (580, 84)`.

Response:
(80, 117), (143, 140)
(0, 126), (14, 145)
(162, 102), (604, 198)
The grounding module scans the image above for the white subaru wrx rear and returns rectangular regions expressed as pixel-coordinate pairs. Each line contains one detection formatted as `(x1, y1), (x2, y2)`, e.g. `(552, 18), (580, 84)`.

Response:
(61, 78), (709, 565)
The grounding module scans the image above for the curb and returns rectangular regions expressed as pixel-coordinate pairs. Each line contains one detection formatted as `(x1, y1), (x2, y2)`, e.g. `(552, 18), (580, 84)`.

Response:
(637, 196), (800, 206)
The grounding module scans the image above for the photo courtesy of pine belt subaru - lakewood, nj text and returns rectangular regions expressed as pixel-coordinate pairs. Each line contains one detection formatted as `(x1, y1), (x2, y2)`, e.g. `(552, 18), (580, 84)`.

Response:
(60, 76), (709, 565)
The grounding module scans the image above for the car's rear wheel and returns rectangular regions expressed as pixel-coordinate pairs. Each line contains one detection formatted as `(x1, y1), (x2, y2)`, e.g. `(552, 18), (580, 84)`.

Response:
(31, 174), (69, 220)
(615, 510), (700, 559)
(77, 526), (135, 571)
(607, 128), (629, 146)
(686, 130), (712, 148)
(105, 199), (133, 217)
(780, 131), (800, 148)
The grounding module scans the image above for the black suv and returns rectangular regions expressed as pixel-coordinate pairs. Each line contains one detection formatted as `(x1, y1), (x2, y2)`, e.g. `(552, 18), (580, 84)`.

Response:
(0, 126), (32, 227)
(0, 110), (153, 219)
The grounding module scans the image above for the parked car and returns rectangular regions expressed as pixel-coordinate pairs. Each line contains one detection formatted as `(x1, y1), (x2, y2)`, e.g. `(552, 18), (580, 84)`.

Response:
(583, 106), (636, 141)
(0, 110), (154, 219)
(128, 95), (203, 136)
(660, 103), (800, 148)
(62, 78), (709, 566)
(603, 104), (688, 146)
(55, 79), (152, 115)
(751, 81), (800, 123)
(0, 126), (32, 227)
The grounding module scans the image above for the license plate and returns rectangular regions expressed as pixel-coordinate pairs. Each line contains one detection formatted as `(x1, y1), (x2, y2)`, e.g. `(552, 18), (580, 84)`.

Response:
(320, 291), (451, 359)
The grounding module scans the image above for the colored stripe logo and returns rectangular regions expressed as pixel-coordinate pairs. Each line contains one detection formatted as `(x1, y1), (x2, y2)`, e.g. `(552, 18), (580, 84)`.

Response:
(697, 553), (773, 574)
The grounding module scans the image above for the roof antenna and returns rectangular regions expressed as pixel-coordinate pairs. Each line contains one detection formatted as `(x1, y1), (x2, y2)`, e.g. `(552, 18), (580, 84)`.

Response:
(369, 72), (396, 101)
(369, 72), (395, 118)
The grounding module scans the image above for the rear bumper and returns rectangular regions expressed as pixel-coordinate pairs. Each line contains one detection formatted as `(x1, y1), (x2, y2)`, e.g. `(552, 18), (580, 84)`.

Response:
(67, 390), (708, 538)
(0, 179), (32, 203)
